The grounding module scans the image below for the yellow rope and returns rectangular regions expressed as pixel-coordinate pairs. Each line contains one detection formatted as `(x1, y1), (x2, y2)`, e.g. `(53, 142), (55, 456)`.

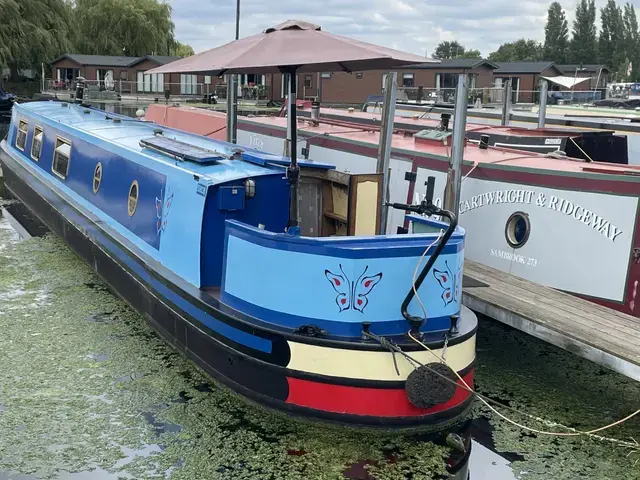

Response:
(570, 136), (594, 162)
(406, 331), (640, 447)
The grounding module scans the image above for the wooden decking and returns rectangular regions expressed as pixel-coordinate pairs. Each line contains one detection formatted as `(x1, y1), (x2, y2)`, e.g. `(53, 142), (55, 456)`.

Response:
(462, 260), (640, 382)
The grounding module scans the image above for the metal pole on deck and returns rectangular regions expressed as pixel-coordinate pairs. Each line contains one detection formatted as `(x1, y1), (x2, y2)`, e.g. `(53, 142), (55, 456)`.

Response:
(538, 80), (548, 128)
(501, 78), (512, 126)
(226, 0), (240, 144)
(286, 71), (300, 234)
(443, 74), (468, 218)
(376, 72), (397, 235)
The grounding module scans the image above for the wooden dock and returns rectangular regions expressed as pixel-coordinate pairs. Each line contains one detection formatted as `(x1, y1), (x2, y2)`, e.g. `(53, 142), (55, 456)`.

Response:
(462, 260), (640, 382)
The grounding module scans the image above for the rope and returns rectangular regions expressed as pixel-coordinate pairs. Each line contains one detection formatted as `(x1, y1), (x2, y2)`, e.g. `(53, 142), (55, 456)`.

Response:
(570, 136), (594, 162)
(407, 331), (640, 445)
(361, 330), (639, 450)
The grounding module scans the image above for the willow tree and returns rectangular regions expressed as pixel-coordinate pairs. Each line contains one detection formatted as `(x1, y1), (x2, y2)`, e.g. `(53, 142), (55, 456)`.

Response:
(0, 0), (73, 79)
(73, 0), (175, 57)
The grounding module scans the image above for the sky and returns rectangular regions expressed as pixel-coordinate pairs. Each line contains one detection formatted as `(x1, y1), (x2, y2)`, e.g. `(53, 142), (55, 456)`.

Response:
(169, 0), (639, 58)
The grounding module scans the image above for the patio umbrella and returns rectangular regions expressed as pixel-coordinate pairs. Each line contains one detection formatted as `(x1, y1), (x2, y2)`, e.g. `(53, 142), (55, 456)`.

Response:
(146, 20), (432, 233)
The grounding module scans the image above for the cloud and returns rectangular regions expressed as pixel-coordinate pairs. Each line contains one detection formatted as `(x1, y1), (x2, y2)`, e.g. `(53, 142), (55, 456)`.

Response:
(168, 0), (639, 58)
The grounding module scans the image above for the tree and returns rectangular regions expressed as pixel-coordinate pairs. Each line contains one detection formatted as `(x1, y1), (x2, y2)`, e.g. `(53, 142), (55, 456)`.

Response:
(570, 0), (597, 64)
(171, 41), (195, 58)
(433, 41), (480, 59)
(623, 2), (640, 81)
(0, 0), (73, 79)
(463, 49), (482, 59)
(544, 2), (569, 63)
(488, 39), (543, 62)
(73, 0), (175, 57)
(599, 0), (625, 75)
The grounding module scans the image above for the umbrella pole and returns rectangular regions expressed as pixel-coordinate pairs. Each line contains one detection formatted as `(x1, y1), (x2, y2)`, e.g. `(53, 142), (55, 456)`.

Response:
(286, 70), (300, 235)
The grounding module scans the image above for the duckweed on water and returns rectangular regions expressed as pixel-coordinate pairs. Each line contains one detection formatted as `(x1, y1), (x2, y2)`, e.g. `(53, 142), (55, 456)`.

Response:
(474, 320), (640, 479)
(0, 221), (451, 479)
(0, 212), (639, 479)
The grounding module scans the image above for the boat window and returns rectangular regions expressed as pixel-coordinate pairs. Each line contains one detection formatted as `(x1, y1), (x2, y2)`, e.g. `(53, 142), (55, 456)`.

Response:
(93, 162), (102, 194)
(52, 137), (71, 179)
(16, 120), (28, 151)
(128, 180), (139, 216)
(505, 212), (530, 248)
(30, 126), (43, 161)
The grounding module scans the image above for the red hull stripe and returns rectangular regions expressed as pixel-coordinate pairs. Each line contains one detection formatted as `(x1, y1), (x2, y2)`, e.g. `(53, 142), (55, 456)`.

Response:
(286, 370), (474, 417)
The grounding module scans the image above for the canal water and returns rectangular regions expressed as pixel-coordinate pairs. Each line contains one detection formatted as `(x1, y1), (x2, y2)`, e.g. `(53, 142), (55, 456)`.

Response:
(0, 118), (639, 479)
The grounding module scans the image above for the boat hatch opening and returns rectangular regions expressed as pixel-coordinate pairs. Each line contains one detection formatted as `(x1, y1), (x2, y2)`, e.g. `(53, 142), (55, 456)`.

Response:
(140, 136), (226, 164)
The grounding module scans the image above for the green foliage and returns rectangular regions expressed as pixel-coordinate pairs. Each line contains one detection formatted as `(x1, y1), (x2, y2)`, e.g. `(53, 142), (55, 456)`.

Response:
(570, 0), (598, 64)
(0, 0), (73, 73)
(623, 2), (640, 80)
(544, 2), (569, 63)
(433, 41), (480, 59)
(599, 0), (626, 75)
(170, 41), (195, 58)
(73, 0), (175, 56)
(0, 0), (181, 80)
(488, 39), (543, 62)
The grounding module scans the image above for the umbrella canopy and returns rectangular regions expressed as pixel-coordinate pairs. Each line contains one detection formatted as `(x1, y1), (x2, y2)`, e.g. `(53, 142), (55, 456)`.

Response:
(146, 20), (433, 75)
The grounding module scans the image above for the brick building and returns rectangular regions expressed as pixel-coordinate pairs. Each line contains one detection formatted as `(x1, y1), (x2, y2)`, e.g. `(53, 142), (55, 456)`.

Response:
(269, 58), (499, 104)
(49, 54), (216, 95)
(557, 64), (610, 90)
(492, 62), (563, 103)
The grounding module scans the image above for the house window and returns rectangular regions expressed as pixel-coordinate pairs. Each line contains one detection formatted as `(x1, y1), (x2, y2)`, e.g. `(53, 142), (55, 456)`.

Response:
(137, 71), (144, 92)
(436, 73), (459, 90)
(304, 75), (313, 88)
(16, 120), (28, 151)
(180, 74), (197, 94)
(128, 181), (139, 216)
(93, 162), (102, 194)
(119, 70), (128, 81)
(320, 72), (331, 79)
(402, 73), (414, 87)
(144, 73), (164, 93)
(30, 126), (43, 161)
(204, 75), (212, 85)
(52, 137), (71, 180)
(356, 72), (364, 79)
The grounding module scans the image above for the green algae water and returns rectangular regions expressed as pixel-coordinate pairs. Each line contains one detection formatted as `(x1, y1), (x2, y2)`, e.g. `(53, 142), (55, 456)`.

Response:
(0, 206), (638, 479)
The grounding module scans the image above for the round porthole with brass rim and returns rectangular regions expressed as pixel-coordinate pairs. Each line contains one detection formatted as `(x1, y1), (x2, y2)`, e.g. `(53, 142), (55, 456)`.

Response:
(128, 180), (139, 217)
(505, 211), (530, 248)
(92, 162), (102, 194)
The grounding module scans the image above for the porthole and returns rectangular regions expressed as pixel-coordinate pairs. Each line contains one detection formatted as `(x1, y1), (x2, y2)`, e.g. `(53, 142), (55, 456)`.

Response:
(93, 162), (102, 194)
(505, 212), (530, 248)
(128, 180), (139, 217)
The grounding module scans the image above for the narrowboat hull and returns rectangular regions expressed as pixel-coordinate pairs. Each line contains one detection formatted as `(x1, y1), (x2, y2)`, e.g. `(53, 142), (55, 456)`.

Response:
(0, 138), (477, 430)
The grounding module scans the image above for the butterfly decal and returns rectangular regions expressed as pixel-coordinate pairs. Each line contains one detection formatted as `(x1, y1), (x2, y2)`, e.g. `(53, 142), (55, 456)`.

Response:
(325, 265), (383, 313)
(433, 260), (462, 307)
(155, 189), (174, 235)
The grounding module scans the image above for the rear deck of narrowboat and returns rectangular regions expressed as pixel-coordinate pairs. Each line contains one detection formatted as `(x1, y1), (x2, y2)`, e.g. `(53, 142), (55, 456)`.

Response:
(0, 100), (477, 429)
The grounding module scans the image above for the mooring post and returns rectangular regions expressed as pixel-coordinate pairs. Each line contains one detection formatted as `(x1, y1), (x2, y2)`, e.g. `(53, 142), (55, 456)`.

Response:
(226, 74), (238, 144)
(538, 80), (548, 129)
(500, 79), (512, 126)
(376, 72), (398, 235)
(443, 74), (469, 218)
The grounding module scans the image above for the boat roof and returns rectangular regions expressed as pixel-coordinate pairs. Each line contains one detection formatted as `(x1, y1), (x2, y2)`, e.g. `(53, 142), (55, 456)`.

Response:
(311, 107), (613, 137)
(242, 113), (640, 178)
(15, 101), (334, 186)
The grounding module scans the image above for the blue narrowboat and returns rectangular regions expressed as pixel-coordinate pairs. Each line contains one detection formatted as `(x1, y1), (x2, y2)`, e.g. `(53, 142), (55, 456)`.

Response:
(0, 99), (477, 429)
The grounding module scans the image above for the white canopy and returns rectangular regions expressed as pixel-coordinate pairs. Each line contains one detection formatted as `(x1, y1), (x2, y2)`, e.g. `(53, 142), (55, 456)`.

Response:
(541, 75), (592, 89)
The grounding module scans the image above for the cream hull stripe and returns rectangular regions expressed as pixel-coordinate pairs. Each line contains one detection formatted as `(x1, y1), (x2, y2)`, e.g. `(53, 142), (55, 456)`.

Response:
(287, 334), (476, 382)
